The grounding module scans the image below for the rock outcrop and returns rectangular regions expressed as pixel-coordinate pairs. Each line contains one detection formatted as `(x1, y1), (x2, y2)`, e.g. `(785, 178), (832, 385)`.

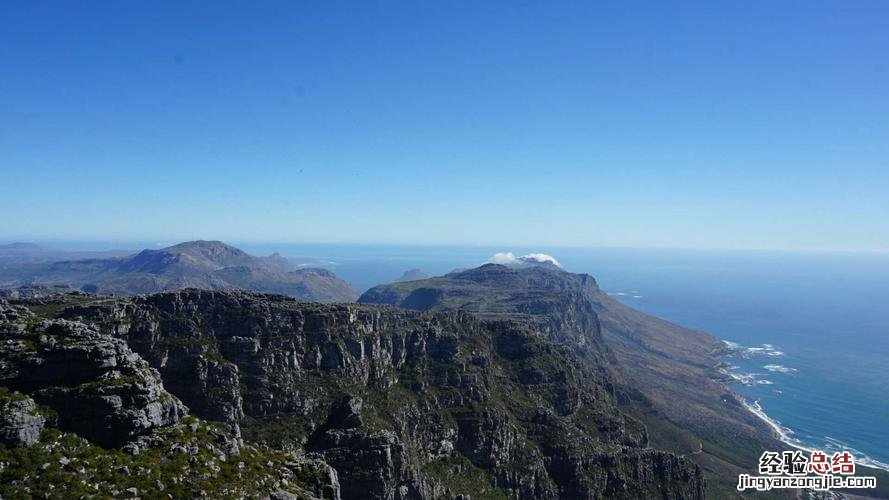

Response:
(0, 302), (187, 447)
(0, 391), (45, 447)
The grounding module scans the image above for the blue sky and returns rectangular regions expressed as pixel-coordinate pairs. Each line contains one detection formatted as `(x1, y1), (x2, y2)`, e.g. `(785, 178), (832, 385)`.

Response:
(2, 1), (888, 250)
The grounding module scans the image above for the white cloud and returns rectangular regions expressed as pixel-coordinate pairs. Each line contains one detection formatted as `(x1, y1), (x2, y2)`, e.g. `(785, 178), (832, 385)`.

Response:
(490, 252), (518, 265)
(488, 252), (562, 268)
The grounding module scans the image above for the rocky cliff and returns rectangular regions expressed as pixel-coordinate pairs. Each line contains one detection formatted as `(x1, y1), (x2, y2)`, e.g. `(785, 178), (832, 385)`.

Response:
(359, 264), (784, 497)
(0, 299), (340, 498)
(15, 288), (705, 499)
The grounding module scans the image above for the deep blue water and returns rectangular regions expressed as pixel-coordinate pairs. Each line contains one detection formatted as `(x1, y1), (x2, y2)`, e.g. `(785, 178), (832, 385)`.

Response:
(22, 241), (889, 469)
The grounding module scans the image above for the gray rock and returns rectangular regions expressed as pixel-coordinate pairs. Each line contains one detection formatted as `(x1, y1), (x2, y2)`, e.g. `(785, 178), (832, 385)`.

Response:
(0, 392), (44, 447)
(268, 490), (300, 500)
(0, 318), (187, 447)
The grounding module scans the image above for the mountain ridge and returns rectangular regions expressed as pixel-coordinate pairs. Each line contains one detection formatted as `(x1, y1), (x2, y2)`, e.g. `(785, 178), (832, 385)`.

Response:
(0, 242), (134, 263)
(0, 240), (358, 302)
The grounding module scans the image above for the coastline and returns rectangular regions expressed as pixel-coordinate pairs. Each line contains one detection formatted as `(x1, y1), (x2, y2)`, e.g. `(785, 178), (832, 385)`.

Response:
(740, 397), (889, 473)
(740, 397), (889, 498)
(717, 341), (889, 473)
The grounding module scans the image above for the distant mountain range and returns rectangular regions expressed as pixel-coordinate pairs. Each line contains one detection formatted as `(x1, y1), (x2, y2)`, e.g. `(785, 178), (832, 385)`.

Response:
(0, 242), (134, 263)
(0, 240), (357, 302)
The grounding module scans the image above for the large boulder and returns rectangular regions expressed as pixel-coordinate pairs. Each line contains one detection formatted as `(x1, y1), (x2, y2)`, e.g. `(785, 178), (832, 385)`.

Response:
(0, 315), (187, 447)
(0, 391), (45, 447)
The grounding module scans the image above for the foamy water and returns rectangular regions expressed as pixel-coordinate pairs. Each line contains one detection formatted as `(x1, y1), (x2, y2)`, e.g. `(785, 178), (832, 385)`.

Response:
(742, 398), (889, 471)
(723, 341), (889, 471)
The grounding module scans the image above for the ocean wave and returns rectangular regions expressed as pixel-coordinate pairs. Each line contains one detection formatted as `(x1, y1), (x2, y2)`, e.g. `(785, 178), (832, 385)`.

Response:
(822, 437), (889, 471)
(722, 340), (742, 350)
(721, 340), (785, 358)
(763, 364), (797, 374)
(722, 340), (889, 472)
(743, 399), (799, 443)
(741, 399), (889, 473)
(296, 259), (337, 267)
(717, 365), (762, 386)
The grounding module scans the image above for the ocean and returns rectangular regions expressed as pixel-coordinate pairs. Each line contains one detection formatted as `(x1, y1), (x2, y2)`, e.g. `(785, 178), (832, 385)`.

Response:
(235, 243), (889, 470)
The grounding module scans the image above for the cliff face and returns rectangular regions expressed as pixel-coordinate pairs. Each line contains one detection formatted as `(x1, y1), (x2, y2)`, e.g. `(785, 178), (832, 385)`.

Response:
(54, 289), (704, 499)
(359, 264), (784, 496)
(0, 299), (339, 498)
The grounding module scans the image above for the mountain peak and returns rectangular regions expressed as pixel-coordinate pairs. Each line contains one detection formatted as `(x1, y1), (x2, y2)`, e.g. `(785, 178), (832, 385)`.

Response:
(158, 240), (252, 268)
(162, 240), (245, 255)
(361, 263), (600, 314)
(394, 268), (429, 282)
